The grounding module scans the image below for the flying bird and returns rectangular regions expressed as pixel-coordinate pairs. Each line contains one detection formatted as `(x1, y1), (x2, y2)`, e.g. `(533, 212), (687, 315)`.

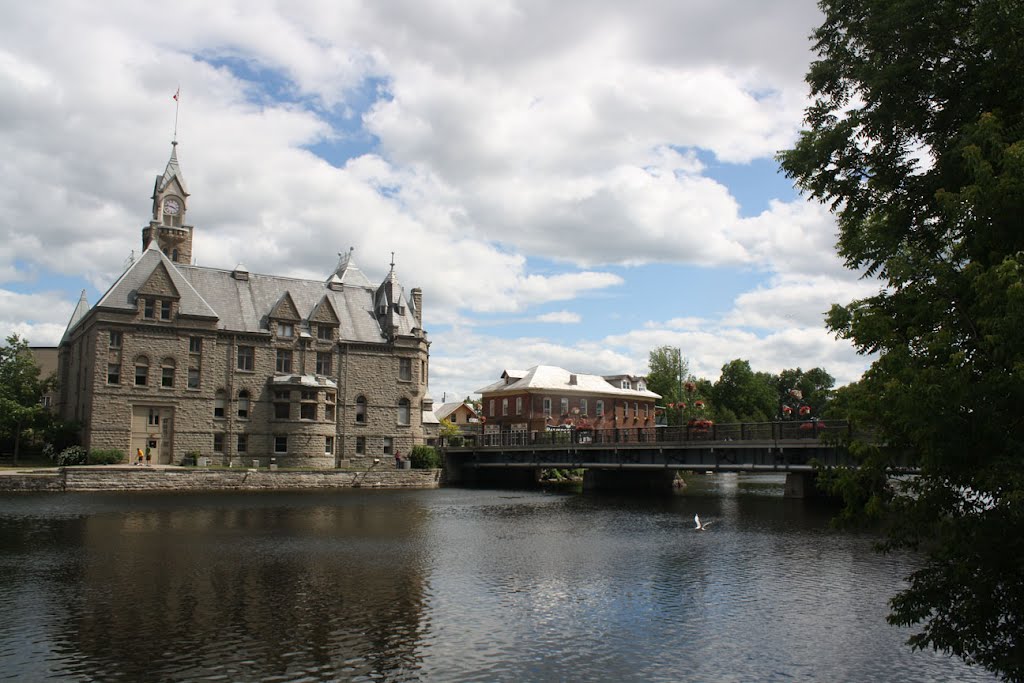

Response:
(694, 514), (713, 531)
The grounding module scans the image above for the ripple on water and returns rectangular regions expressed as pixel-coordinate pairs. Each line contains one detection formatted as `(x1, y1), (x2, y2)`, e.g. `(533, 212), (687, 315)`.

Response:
(0, 486), (998, 682)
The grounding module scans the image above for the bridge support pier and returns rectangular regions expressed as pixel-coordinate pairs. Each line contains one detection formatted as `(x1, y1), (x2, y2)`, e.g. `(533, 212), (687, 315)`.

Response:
(784, 472), (823, 498)
(583, 468), (677, 494)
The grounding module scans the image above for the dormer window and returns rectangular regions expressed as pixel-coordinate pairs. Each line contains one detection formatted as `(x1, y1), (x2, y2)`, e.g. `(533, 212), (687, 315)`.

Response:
(378, 304), (387, 316)
(621, 379), (631, 390)
(277, 322), (294, 338)
(638, 381), (646, 391)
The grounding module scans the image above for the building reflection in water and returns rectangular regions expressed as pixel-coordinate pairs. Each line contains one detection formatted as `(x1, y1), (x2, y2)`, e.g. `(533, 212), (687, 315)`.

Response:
(45, 492), (430, 681)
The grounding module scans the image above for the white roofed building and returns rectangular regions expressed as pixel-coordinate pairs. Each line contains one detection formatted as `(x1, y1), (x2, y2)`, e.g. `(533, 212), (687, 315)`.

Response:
(476, 365), (660, 434)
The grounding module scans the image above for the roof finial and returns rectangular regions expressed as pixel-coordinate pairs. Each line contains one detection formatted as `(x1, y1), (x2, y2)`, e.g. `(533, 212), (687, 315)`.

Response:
(390, 251), (395, 271)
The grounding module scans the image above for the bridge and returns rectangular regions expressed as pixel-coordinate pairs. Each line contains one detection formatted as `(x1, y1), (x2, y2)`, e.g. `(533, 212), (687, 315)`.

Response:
(443, 420), (900, 496)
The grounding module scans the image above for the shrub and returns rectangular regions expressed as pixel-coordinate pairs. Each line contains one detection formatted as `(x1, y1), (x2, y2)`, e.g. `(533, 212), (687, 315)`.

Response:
(88, 449), (125, 465)
(54, 446), (88, 466)
(181, 450), (201, 466)
(409, 445), (441, 469)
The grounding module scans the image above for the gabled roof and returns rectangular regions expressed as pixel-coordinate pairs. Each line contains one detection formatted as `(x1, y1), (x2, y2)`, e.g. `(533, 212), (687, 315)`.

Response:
(268, 291), (301, 321)
(435, 402), (480, 421)
(175, 263), (420, 340)
(96, 247), (218, 319)
(79, 246), (421, 344)
(476, 365), (661, 399)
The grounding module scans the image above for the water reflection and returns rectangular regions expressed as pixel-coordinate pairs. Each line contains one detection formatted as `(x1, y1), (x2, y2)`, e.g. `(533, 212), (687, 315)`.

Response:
(0, 478), (996, 682)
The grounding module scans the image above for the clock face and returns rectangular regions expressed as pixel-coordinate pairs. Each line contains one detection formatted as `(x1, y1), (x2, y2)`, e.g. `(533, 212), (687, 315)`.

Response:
(163, 198), (180, 215)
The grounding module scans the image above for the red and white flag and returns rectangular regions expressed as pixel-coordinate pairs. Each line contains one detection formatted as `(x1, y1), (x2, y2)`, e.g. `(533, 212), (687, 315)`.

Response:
(173, 87), (180, 101)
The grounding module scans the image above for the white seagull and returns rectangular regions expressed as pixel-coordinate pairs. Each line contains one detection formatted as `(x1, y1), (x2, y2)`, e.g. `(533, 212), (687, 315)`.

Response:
(694, 514), (713, 531)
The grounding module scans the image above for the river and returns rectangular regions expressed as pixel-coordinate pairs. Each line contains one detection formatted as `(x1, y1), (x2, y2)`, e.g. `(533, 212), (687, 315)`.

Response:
(0, 474), (996, 682)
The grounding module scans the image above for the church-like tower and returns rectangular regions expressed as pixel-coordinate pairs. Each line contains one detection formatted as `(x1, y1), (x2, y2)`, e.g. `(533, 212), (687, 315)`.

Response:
(142, 141), (193, 264)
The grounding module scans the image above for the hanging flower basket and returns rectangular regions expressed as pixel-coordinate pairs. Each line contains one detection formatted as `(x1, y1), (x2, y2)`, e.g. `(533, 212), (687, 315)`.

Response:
(799, 405), (811, 416)
(782, 405), (793, 415)
(694, 400), (705, 409)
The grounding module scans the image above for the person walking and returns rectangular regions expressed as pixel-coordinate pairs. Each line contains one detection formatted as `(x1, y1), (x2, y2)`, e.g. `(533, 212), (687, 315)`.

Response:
(136, 448), (144, 466)
(145, 446), (152, 467)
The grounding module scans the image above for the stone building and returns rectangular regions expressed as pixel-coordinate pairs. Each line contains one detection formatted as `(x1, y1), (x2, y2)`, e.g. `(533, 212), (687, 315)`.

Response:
(476, 365), (660, 435)
(56, 142), (431, 467)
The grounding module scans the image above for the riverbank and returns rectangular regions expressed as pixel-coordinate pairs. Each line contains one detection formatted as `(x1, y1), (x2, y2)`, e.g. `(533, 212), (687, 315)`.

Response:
(0, 464), (442, 492)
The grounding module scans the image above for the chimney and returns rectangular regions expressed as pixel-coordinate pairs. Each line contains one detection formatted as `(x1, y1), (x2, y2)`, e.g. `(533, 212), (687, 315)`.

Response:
(411, 288), (423, 326)
(569, 374), (578, 385)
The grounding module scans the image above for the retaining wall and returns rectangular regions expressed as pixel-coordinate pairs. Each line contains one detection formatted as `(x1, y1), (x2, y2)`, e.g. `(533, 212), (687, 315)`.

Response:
(0, 467), (442, 493)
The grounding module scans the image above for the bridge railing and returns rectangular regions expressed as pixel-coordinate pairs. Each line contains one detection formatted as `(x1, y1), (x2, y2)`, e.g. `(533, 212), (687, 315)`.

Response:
(444, 420), (853, 449)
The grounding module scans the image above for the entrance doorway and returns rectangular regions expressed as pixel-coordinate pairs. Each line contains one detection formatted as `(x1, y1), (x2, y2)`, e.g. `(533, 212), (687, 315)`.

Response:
(131, 406), (174, 464)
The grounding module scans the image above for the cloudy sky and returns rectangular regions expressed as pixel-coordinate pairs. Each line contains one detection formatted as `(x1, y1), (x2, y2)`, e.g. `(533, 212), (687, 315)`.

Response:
(0, 0), (879, 402)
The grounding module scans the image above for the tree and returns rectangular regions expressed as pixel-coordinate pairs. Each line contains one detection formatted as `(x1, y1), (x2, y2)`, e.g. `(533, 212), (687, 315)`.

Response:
(775, 367), (835, 419)
(712, 359), (777, 422)
(439, 417), (460, 440)
(645, 347), (689, 425)
(0, 334), (53, 465)
(779, 1), (1024, 679)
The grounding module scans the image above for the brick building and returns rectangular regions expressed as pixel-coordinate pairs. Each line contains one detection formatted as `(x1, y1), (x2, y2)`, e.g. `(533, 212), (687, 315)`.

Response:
(56, 142), (432, 467)
(476, 366), (660, 434)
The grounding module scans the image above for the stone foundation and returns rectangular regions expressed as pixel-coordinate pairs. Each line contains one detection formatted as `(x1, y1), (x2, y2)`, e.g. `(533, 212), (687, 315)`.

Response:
(0, 467), (441, 493)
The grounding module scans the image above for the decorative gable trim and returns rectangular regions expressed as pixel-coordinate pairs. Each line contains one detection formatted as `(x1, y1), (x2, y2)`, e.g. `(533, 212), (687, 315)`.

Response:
(268, 291), (301, 321)
(137, 262), (181, 299)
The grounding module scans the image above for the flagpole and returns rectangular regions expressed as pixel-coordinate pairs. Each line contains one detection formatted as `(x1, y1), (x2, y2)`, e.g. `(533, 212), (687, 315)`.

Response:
(173, 86), (180, 142)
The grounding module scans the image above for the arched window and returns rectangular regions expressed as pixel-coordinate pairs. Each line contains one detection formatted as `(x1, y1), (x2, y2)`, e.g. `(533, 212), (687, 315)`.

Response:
(237, 390), (250, 419)
(355, 396), (367, 423)
(214, 389), (227, 418)
(134, 356), (149, 386)
(398, 398), (410, 425)
(161, 358), (176, 388)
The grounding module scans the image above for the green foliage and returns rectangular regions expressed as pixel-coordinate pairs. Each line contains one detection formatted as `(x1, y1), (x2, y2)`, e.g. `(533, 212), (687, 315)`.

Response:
(53, 446), (87, 466)
(711, 359), (777, 422)
(181, 450), (201, 466)
(646, 346), (689, 406)
(0, 334), (54, 465)
(409, 445), (441, 469)
(439, 417), (460, 439)
(779, 1), (1024, 678)
(87, 449), (125, 465)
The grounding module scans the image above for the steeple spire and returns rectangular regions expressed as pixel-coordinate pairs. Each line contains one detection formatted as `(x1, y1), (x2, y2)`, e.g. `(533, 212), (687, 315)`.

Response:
(144, 141), (193, 264)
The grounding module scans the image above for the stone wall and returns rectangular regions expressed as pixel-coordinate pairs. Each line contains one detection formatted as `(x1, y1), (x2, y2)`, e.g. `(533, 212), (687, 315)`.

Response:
(0, 467), (442, 493)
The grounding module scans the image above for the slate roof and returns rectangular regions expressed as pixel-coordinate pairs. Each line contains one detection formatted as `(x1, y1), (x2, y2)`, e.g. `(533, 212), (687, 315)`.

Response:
(157, 142), (188, 195)
(327, 248), (372, 288)
(96, 248), (217, 319)
(61, 290), (91, 342)
(89, 246), (419, 344)
(477, 365), (661, 399)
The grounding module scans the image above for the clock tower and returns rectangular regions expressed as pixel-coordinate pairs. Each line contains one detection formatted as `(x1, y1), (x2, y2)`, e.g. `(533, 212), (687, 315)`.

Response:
(143, 141), (193, 264)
